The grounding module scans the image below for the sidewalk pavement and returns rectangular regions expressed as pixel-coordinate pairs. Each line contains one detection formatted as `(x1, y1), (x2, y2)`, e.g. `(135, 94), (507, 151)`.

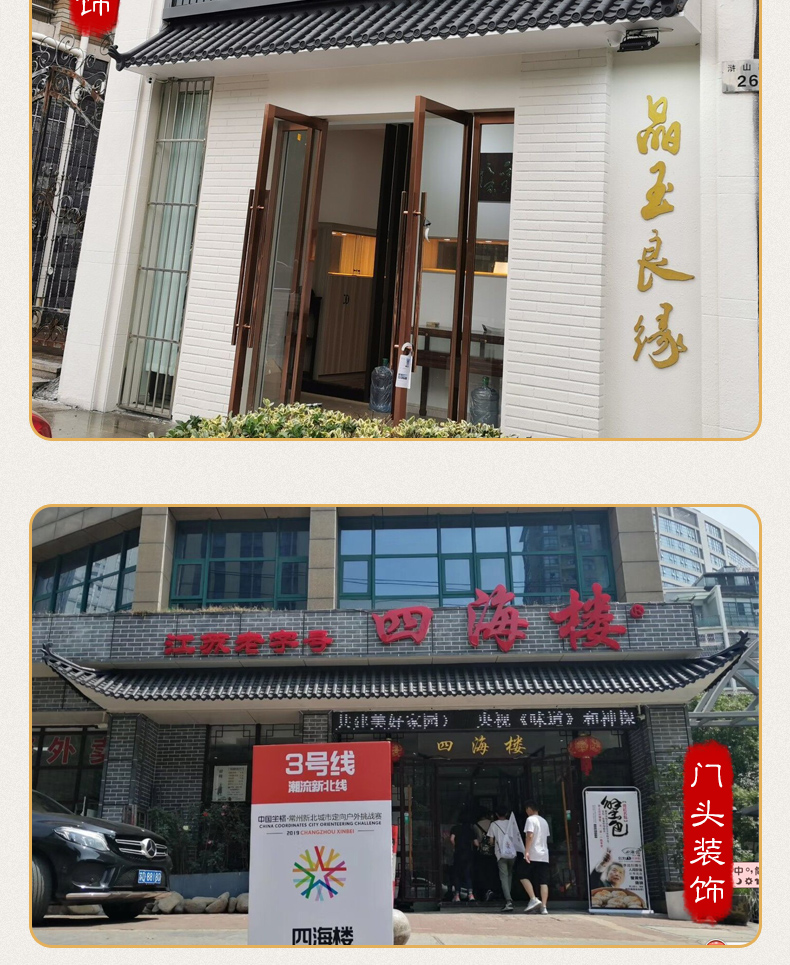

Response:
(32, 400), (173, 439)
(32, 910), (758, 947)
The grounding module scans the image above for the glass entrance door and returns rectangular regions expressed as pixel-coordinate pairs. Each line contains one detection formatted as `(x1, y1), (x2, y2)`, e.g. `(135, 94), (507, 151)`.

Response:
(230, 106), (327, 413)
(393, 97), (473, 423)
(526, 755), (584, 900)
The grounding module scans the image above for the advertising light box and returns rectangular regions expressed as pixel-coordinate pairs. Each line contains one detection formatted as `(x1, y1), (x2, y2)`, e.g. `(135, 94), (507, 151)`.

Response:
(248, 742), (393, 946)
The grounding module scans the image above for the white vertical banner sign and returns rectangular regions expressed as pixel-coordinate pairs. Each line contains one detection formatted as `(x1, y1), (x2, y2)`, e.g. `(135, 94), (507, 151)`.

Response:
(583, 787), (652, 914)
(248, 742), (393, 946)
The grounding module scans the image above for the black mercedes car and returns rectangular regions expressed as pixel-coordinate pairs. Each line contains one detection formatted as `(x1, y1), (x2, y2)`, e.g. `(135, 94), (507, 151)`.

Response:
(32, 790), (172, 924)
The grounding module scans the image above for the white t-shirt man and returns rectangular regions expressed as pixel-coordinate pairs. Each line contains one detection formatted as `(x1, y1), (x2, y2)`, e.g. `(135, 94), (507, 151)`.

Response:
(524, 813), (550, 862)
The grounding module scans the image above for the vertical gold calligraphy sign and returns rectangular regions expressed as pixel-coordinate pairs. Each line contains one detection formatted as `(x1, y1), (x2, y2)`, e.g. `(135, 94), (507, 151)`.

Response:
(633, 96), (694, 369)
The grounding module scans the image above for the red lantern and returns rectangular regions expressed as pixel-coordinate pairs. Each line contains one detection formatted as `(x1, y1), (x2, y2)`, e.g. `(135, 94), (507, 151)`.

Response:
(568, 735), (603, 776)
(630, 604), (646, 619)
(390, 742), (405, 763)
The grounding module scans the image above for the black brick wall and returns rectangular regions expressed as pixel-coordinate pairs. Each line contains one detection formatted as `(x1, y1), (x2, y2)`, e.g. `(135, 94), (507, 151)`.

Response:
(151, 725), (207, 813)
(100, 717), (207, 822)
(302, 713), (330, 743)
(100, 715), (160, 823)
(627, 704), (691, 905)
(32, 677), (101, 712)
(34, 602), (700, 667)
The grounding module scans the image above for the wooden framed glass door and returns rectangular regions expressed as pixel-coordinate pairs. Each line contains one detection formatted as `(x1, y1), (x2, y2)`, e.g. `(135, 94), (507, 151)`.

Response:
(458, 113), (514, 423)
(393, 97), (472, 423)
(230, 105), (327, 413)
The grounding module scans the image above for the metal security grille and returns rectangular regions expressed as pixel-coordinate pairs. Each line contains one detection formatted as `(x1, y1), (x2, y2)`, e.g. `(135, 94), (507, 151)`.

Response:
(119, 78), (212, 417)
(32, 41), (107, 352)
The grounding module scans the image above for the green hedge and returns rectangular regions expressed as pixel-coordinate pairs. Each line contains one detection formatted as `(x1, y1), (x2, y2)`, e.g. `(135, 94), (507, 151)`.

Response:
(156, 402), (502, 439)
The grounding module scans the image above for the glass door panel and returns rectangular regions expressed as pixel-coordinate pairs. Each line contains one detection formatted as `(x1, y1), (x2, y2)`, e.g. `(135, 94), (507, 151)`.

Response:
(393, 98), (472, 422)
(399, 760), (438, 901)
(460, 118), (514, 424)
(230, 106), (327, 413)
(526, 755), (583, 900)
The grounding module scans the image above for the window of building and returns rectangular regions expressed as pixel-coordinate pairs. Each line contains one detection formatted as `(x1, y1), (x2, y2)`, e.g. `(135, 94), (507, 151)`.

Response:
(32, 2), (56, 24)
(726, 533), (757, 563)
(660, 550), (703, 573)
(661, 565), (698, 585)
(204, 723), (301, 804)
(708, 536), (725, 555)
(659, 535), (702, 558)
(693, 595), (722, 630)
(33, 530), (139, 614)
(658, 516), (700, 543)
(722, 600), (759, 628)
(704, 521), (722, 539)
(119, 78), (213, 418)
(673, 508), (699, 527)
(338, 512), (615, 609)
(32, 727), (108, 815)
(727, 547), (755, 569)
(710, 554), (727, 569)
(171, 519), (309, 609)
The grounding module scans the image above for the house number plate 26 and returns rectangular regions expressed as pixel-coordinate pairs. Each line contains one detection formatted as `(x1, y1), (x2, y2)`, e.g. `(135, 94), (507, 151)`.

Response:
(722, 60), (759, 93)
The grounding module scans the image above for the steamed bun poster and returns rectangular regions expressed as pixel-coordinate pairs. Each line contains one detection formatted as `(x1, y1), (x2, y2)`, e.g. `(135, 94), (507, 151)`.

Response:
(583, 787), (651, 913)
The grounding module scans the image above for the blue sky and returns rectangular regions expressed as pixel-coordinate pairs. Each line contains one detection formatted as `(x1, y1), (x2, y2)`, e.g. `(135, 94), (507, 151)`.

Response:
(691, 507), (760, 552)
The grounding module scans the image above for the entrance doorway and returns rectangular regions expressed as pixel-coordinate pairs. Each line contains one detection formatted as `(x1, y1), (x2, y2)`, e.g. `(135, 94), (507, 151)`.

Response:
(229, 101), (514, 422)
(397, 754), (583, 906)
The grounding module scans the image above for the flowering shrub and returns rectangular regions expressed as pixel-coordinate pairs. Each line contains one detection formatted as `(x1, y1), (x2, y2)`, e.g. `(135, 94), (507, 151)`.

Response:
(148, 803), (251, 873)
(155, 402), (503, 439)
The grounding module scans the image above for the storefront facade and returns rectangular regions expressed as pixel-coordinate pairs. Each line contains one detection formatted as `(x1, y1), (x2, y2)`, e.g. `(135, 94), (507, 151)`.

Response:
(32, 506), (747, 906)
(56, 0), (759, 438)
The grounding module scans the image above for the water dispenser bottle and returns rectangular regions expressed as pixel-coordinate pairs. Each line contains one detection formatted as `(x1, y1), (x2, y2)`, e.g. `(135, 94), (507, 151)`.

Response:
(468, 376), (500, 427)
(369, 358), (393, 413)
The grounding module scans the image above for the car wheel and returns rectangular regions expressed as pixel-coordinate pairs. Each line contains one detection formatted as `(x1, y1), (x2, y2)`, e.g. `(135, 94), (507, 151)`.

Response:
(102, 900), (148, 922)
(31, 855), (52, 925)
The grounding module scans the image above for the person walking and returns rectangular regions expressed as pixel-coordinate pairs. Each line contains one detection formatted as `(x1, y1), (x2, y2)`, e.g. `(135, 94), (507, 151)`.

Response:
(449, 811), (478, 902)
(517, 800), (551, 914)
(474, 809), (498, 901)
(488, 807), (521, 911)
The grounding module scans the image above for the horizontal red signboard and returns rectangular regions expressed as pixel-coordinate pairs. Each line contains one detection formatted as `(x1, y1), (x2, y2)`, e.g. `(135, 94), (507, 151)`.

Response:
(252, 743), (392, 805)
(163, 584), (641, 658)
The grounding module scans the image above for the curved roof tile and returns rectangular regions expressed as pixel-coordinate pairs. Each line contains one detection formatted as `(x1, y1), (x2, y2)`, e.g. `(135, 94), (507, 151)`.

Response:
(115, 1), (687, 68)
(43, 637), (746, 703)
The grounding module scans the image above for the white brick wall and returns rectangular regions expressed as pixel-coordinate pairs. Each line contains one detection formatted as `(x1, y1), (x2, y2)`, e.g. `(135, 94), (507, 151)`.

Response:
(171, 74), (270, 421)
(502, 50), (612, 439)
(699, 0), (759, 437)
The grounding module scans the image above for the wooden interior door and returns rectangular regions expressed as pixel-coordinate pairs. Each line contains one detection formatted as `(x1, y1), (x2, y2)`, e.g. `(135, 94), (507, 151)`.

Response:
(229, 105), (327, 413)
(392, 97), (472, 423)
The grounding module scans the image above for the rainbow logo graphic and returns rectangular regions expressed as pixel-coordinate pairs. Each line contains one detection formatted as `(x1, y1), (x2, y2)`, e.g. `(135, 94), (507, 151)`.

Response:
(293, 846), (348, 901)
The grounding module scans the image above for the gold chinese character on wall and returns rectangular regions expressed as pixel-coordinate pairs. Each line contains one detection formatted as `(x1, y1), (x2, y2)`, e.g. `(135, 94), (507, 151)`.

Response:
(471, 735), (489, 756)
(634, 303), (687, 369)
(637, 96), (681, 155)
(642, 162), (676, 220)
(637, 230), (695, 291)
(436, 740), (454, 754)
(504, 735), (525, 757)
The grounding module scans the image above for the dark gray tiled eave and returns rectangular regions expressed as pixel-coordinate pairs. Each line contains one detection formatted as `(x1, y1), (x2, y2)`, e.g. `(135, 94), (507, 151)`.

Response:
(116, 1), (688, 68)
(43, 638), (745, 702)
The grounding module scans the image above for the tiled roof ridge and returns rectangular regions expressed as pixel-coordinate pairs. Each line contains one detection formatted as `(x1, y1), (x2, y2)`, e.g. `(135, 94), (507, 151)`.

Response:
(113, 1), (687, 69)
(43, 634), (748, 702)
